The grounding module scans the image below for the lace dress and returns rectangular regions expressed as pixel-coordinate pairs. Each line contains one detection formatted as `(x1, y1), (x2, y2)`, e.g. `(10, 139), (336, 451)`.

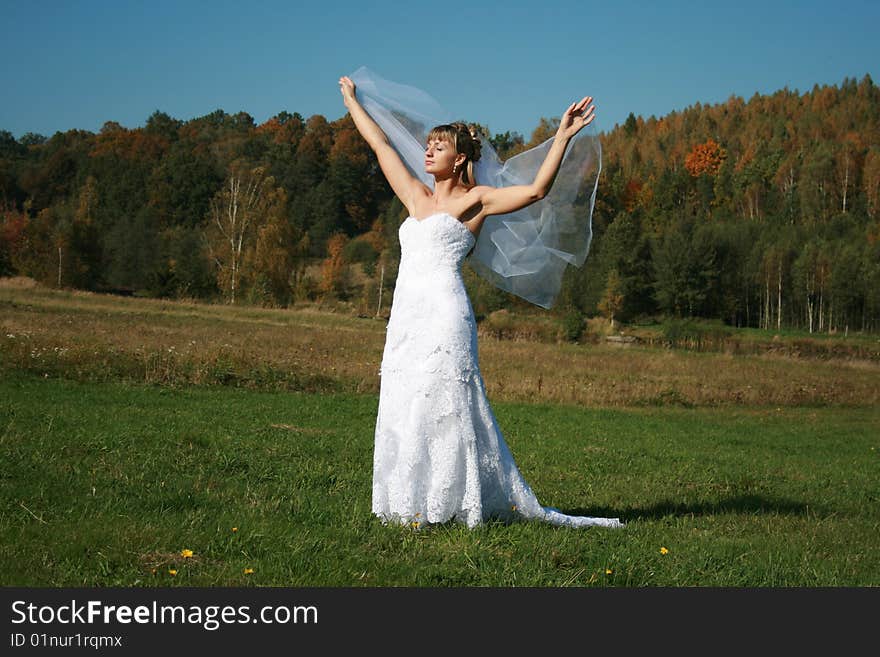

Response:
(372, 212), (623, 529)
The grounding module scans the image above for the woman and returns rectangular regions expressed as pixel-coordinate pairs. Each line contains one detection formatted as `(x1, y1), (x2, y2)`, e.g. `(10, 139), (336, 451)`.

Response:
(340, 70), (622, 529)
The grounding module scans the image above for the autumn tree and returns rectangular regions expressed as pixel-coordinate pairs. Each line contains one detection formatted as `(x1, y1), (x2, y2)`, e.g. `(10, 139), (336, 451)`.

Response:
(685, 138), (726, 177)
(255, 111), (306, 147)
(523, 117), (560, 149)
(319, 232), (350, 299)
(328, 118), (376, 233)
(0, 202), (27, 276)
(243, 186), (298, 307)
(203, 164), (280, 304)
(10, 206), (59, 286)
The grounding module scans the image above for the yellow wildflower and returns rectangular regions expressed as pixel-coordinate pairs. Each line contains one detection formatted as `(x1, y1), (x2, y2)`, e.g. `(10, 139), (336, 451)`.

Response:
(232, 527), (238, 532)
(243, 568), (254, 575)
(660, 547), (669, 555)
(168, 569), (177, 576)
(180, 549), (193, 558)
(605, 568), (613, 575)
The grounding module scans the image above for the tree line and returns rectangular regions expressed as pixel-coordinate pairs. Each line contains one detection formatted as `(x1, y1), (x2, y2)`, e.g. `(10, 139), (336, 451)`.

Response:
(1, 74), (878, 334)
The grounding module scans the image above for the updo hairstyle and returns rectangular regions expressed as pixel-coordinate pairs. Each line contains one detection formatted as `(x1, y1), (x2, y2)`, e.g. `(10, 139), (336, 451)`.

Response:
(426, 121), (483, 185)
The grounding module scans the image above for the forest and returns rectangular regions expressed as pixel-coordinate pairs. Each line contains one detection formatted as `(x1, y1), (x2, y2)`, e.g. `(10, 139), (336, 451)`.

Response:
(1, 73), (878, 334)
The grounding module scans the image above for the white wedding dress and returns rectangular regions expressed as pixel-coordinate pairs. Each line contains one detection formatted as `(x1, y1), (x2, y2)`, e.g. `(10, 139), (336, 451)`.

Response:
(372, 212), (624, 529)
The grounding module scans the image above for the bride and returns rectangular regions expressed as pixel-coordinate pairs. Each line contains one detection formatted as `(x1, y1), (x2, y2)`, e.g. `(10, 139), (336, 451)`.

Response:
(339, 70), (623, 530)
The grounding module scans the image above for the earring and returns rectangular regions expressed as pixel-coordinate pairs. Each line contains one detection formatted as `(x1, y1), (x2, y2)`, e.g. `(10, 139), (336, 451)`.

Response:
(453, 163), (458, 173)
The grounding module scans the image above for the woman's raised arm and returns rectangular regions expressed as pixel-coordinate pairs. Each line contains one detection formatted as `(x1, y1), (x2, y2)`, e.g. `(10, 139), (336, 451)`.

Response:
(339, 76), (423, 213)
(479, 96), (596, 217)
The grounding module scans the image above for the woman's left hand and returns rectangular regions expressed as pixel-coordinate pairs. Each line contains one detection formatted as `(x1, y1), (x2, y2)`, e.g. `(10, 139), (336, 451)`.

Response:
(556, 96), (596, 140)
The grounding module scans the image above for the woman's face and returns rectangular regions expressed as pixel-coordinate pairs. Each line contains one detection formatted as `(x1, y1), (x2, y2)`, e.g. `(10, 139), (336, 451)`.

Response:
(424, 138), (461, 174)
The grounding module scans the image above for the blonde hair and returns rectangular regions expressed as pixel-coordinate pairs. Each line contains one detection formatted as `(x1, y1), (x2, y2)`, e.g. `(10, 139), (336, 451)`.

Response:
(426, 122), (483, 186)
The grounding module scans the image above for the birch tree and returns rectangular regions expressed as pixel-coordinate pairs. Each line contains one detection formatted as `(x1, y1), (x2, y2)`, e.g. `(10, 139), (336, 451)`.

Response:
(204, 164), (276, 304)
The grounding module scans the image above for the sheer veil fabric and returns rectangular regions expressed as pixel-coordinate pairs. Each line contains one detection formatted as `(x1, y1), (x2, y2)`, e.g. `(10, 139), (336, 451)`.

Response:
(349, 66), (601, 309)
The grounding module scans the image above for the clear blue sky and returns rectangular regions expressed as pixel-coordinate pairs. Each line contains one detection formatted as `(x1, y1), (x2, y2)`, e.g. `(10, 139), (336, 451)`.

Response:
(2, 0), (877, 141)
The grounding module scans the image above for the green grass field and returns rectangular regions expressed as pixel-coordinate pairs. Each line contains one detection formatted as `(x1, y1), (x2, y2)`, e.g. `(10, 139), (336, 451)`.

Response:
(1, 281), (878, 586)
(2, 369), (877, 587)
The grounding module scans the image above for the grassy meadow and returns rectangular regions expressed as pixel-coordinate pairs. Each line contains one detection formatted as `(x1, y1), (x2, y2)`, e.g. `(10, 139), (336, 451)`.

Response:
(1, 278), (878, 586)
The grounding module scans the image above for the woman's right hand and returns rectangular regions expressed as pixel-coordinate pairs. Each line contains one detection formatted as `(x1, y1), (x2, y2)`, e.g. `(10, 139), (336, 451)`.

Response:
(556, 96), (596, 140)
(339, 76), (357, 107)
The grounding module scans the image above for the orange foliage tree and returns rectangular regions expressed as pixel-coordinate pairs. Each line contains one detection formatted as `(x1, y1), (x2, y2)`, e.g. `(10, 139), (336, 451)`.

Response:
(685, 138), (726, 177)
(320, 232), (350, 298)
